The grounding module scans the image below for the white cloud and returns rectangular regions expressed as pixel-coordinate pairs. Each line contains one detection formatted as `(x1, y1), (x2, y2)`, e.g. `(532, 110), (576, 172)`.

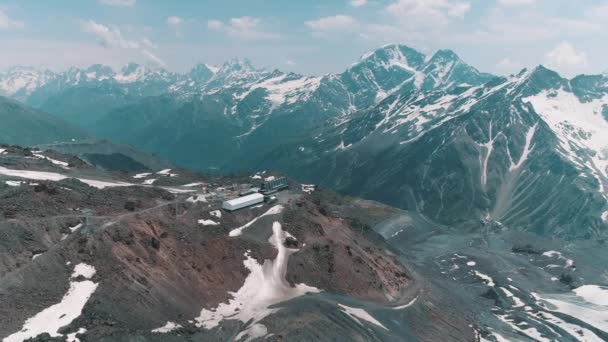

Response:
(497, 0), (535, 7)
(546, 41), (588, 72)
(166, 16), (183, 26)
(98, 0), (136, 7)
(166, 16), (185, 38)
(141, 49), (166, 66)
(80, 20), (165, 66)
(305, 15), (358, 33)
(81, 20), (139, 49)
(207, 17), (280, 41)
(141, 37), (157, 50)
(286, 60), (296, 66)
(207, 20), (223, 30)
(496, 58), (522, 74)
(350, 0), (368, 7)
(386, 0), (471, 28)
(0, 8), (24, 30)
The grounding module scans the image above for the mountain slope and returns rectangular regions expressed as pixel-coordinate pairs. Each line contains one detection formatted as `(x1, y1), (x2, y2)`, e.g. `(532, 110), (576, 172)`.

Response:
(1, 146), (607, 342)
(91, 45), (494, 173)
(0, 96), (86, 146)
(0, 147), (474, 341)
(261, 66), (608, 239)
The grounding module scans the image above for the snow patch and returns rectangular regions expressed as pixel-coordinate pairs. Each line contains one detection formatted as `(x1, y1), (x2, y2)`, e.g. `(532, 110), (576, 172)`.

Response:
(532, 287), (608, 333)
(0, 166), (132, 189)
(472, 270), (495, 287)
(338, 304), (388, 330)
(524, 90), (608, 193)
(133, 173), (151, 179)
(157, 169), (178, 177)
(69, 223), (83, 233)
(209, 210), (222, 218)
(229, 205), (284, 237)
(33, 153), (69, 168)
(198, 219), (220, 226)
(234, 323), (268, 342)
(71, 263), (96, 279)
(499, 287), (525, 307)
(573, 285), (608, 306)
(301, 184), (315, 194)
(4, 264), (98, 342)
(181, 182), (204, 187)
(196, 222), (319, 331)
(65, 328), (86, 342)
(5, 180), (23, 186)
(186, 194), (207, 203)
(507, 123), (538, 171)
(151, 321), (182, 333)
(393, 296), (418, 310)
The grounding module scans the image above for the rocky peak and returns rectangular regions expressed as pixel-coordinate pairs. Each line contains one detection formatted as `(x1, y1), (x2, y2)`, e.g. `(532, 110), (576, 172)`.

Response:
(514, 65), (568, 96)
(218, 58), (257, 74)
(357, 44), (427, 70)
(188, 64), (215, 83)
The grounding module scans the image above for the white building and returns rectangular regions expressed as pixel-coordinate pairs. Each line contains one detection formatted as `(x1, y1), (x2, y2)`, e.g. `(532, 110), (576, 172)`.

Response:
(222, 193), (264, 211)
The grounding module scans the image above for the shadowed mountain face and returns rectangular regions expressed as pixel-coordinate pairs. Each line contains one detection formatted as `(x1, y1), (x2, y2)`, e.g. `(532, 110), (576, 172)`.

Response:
(0, 96), (86, 146)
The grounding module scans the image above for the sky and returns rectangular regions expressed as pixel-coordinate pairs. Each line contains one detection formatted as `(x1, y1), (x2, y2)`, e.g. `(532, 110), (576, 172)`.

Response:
(0, 0), (607, 78)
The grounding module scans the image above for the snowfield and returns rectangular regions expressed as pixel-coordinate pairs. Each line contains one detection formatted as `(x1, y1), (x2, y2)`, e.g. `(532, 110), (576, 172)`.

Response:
(532, 285), (608, 333)
(229, 205), (284, 237)
(524, 90), (608, 194)
(196, 222), (319, 337)
(0, 166), (132, 189)
(338, 304), (388, 330)
(4, 264), (98, 342)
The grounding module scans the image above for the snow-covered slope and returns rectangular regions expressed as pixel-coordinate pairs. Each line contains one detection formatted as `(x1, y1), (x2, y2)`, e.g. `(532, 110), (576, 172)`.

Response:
(0, 67), (56, 102)
(262, 65), (608, 239)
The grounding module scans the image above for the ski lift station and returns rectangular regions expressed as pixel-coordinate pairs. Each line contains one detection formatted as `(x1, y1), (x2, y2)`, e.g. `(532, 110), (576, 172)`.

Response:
(261, 177), (288, 194)
(222, 193), (264, 211)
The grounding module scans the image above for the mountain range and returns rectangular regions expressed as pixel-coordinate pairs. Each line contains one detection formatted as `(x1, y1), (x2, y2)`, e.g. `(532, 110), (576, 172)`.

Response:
(2, 44), (606, 240)
(2, 44), (608, 341)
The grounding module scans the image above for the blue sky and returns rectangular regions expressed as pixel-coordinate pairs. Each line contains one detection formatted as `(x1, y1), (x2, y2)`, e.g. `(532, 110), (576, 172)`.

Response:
(0, 0), (606, 77)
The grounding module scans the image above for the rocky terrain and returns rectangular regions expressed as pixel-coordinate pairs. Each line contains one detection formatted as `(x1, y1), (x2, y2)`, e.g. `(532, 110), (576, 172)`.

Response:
(1, 145), (607, 341)
(0, 146), (471, 341)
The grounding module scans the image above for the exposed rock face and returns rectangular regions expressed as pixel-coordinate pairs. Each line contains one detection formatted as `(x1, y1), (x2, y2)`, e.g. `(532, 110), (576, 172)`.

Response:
(1, 149), (469, 341)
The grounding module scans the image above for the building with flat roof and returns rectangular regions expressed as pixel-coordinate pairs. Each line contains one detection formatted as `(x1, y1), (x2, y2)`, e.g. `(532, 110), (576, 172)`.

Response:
(222, 193), (264, 211)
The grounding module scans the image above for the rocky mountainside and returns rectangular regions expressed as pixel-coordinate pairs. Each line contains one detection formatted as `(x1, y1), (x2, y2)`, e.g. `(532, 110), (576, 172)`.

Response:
(0, 95), (86, 147)
(0, 146), (466, 341)
(1, 146), (607, 341)
(3, 45), (607, 240)
(89, 45), (492, 171)
(263, 65), (608, 240)
(3, 45), (606, 241)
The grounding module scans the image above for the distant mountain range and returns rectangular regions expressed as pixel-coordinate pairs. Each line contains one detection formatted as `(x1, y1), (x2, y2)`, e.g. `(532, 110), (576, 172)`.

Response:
(1, 44), (607, 239)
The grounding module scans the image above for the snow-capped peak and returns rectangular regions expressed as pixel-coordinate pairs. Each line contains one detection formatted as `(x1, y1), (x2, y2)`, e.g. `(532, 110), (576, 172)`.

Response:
(219, 58), (257, 74)
(0, 66), (57, 100)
